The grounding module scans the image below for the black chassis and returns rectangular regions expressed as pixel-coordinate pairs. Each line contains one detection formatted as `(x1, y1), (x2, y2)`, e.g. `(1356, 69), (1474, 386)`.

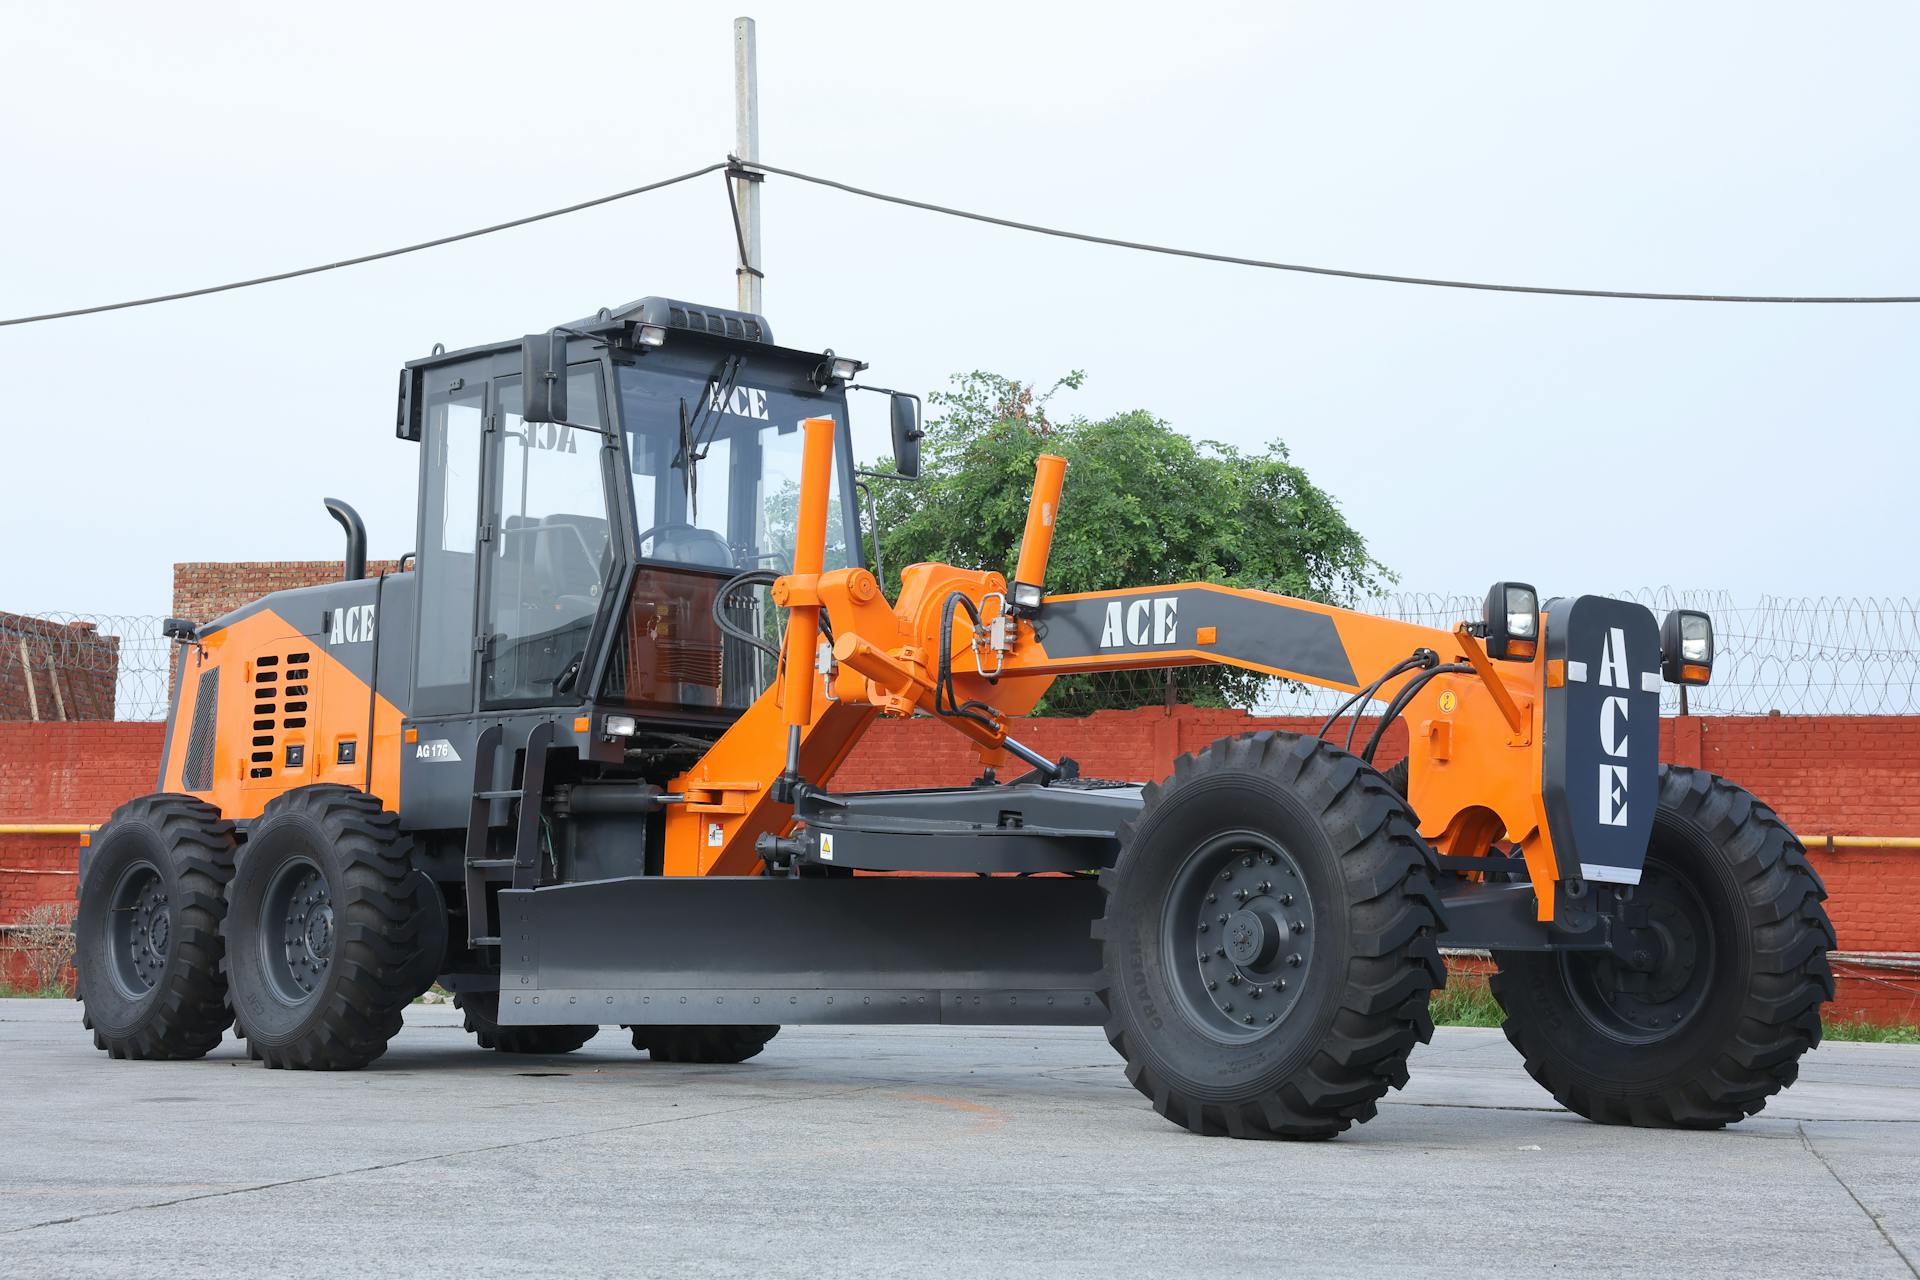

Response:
(491, 774), (1635, 1028)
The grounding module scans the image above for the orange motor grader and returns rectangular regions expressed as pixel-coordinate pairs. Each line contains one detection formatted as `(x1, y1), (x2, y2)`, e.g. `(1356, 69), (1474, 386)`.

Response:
(76, 296), (1833, 1138)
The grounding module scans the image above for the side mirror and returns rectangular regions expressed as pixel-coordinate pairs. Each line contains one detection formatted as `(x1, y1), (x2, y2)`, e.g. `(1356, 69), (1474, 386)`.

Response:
(889, 392), (924, 479)
(520, 330), (569, 424)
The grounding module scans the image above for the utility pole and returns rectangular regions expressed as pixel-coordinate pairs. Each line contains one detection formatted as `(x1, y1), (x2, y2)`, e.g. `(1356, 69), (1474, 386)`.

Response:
(733, 16), (763, 315)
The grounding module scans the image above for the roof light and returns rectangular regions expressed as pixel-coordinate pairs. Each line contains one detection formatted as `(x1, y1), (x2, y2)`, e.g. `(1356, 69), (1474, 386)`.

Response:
(814, 349), (867, 386)
(634, 323), (667, 348)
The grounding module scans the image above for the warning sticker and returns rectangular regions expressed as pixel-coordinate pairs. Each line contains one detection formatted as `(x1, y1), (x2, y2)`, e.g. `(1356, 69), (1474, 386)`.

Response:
(819, 833), (834, 861)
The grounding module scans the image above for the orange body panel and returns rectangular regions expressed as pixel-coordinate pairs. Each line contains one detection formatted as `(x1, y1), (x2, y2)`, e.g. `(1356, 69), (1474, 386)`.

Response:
(161, 608), (404, 820)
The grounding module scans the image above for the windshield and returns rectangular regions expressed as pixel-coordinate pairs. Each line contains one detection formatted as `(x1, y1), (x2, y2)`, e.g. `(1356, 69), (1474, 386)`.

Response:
(616, 359), (851, 575)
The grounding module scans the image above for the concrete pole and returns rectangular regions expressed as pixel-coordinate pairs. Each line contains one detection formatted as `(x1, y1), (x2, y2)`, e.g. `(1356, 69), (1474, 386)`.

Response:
(733, 17), (763, 315)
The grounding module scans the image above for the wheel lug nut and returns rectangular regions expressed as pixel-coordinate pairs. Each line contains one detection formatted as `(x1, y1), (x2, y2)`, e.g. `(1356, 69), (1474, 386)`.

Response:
(1217, 914), (1227, 925)
(1250, 987), (1263, 999)
(1244, 1014), (1255, 1024)
(1258, 881), (1271, 894)
(1292, 921), (1307, 934)
(1207, 980), (1218, 991)
(1276, 978), (1287, 990)
(1198, 923), (1209, 933)
(1223, 1002), (1234, 1012)
(1288, 953), (1302, 967)
(1216, 947), (1227, 958)
(1241, 857), (1253, 868)
(1206, 894), (1216, 904)
(1266, 1014), (1276, 1023)
(1227, 974), (1240, 986)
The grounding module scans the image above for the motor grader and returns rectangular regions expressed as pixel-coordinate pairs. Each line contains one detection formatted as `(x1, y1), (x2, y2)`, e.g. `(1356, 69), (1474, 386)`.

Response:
(75, 296), (1833, 1138)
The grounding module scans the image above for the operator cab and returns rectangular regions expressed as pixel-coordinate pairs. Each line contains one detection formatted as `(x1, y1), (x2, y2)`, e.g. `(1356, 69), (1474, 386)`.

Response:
(396, 297), (906, 732)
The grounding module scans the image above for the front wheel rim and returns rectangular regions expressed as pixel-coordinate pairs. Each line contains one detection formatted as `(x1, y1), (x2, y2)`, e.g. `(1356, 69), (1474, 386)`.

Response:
(1161, 829), (1318, 1044)
(258, 857), (334, 1006)
(1559, 859), (1716, 1045)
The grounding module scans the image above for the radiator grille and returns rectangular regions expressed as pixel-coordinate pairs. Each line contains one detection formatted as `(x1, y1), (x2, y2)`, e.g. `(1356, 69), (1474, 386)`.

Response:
(182, 668), (219, 791)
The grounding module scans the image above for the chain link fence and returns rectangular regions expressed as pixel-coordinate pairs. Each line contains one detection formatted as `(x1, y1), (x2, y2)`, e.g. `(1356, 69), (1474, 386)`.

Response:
(6, 591), (1919, 722)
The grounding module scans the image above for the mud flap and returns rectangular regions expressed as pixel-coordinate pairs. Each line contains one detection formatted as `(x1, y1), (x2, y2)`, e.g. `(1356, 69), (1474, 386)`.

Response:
(1540, 596), (1663, 885)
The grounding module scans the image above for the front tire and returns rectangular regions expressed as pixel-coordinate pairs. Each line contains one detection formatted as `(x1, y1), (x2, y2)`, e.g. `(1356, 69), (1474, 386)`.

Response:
(456, 990), (598, 1055)
(1097, 732), (1445, 1140)
(1491, 766), (1834, 1127)
(75, 795), (236, 1059)
(222, 785), (426, 1070)
(628, 1025), (780, 1063)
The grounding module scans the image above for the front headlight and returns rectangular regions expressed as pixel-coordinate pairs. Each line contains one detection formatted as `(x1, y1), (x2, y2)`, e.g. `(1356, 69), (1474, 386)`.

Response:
(1660, 610), (1714, 684)
(1484, 581), (1539, 660)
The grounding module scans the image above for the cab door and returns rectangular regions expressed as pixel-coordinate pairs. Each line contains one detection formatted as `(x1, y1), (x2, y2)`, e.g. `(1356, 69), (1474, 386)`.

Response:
(410, 361), (489, 718)
(476, 364), (615, 708)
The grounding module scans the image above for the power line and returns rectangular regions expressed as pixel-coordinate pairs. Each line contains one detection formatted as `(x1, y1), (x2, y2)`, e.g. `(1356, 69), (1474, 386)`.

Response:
(7, 154), (1920, 328)
(736, 159), (1920, 304)
(0, 161), (729, 328)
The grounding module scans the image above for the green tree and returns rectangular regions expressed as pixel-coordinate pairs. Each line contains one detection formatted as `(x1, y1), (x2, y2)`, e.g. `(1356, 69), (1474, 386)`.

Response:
(864, 371), (1390, 713)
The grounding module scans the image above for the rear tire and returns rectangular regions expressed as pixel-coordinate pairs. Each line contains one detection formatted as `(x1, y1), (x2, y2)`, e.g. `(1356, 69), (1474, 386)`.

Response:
(1491, 766), (1833, 1127)
(75, 795), (235, 1059)
(628, 1024), (780, 1063)
(456, 990), (597, 1055)
(222, 785), (426, 1070)
(1097, 732), (1445, 1140)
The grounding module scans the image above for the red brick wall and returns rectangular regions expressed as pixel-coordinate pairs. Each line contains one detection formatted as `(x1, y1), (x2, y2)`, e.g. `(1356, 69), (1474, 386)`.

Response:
(0, 723), (165, 986)
(1, 712), (1915, 1021)
(172, 560), (401, 624)
(0, 613), (121, 721)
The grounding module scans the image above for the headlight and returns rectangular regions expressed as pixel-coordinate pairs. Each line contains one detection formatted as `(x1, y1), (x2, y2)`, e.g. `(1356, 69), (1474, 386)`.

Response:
(605, 714), (639, 737)
(1660, 610), (1714, 684)
(1011, 581), (1044, 611)
(1483, 581), (1539, 660)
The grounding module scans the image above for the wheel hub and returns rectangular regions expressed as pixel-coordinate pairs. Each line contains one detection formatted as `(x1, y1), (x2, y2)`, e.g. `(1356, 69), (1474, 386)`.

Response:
(1562, 862), (1714, 1042)
(106, 862), (169, 998)
(260, 860), (334, 1003)
(1168, 832), (1316, 1041)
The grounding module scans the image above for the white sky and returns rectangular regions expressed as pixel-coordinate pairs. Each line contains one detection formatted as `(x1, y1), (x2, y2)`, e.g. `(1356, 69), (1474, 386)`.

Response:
(4, 1), (1916, 620)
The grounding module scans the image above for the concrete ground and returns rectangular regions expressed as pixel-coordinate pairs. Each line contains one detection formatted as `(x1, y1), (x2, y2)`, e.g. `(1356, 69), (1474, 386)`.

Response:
(0, 1000), (1914, 1278)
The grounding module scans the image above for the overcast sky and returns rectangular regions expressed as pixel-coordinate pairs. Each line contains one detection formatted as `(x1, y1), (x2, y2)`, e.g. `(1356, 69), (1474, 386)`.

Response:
(5, 1), (1916, 621)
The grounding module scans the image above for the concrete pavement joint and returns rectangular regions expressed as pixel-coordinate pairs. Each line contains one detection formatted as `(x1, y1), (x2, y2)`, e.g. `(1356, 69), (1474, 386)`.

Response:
(1798, 1121), (1920, 1278)
(0, 1085), (882, 1239)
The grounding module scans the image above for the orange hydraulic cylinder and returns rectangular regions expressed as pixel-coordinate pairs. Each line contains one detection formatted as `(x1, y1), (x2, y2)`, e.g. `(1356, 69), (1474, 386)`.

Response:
(1014, 453), (1068, 592)
(779, 415), (838, 730)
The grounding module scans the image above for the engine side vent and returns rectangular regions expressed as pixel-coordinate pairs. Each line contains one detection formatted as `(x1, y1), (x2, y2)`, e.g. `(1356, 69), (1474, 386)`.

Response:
(182, 669), (219, 791)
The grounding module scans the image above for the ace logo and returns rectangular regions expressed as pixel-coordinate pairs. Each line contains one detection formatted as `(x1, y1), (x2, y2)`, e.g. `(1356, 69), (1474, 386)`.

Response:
(1097, 597), (1179, 648)
(325, 603), (376, 646)
(528, 422), (578, 454)
(710, 384), (771, 420)
(1596, 625), (1632, 827)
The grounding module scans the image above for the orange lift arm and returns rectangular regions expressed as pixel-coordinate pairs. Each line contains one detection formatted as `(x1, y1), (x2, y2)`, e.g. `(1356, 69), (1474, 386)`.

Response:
(672, 438), (1564, 915)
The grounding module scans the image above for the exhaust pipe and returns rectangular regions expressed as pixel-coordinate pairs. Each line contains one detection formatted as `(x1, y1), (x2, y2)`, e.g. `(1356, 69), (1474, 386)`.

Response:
(323, 498), (367, 581)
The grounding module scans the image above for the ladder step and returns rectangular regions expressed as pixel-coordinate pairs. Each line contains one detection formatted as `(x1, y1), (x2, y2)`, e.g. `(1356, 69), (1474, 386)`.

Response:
(471, 936), (501, 947)
(475, 789), (523, 800)
(467, 858), (518, 869)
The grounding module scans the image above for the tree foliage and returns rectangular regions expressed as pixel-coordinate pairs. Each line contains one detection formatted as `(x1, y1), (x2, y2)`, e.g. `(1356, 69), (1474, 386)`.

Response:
(864, 371), (1389, 713)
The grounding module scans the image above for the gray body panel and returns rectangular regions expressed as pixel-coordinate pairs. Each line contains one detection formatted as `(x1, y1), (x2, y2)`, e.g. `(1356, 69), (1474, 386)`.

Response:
(1035, 587), (1358, 687)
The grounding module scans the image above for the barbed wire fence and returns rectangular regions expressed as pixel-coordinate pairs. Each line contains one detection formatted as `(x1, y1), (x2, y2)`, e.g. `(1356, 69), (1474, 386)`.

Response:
(1043, 590), (1920, 719)
(0, 613), (174, 723)
(4, 591), (1919, 721)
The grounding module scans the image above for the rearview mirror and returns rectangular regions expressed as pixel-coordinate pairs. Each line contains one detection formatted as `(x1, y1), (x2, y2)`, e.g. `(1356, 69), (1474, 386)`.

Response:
(520, 331), (569, 424)
(890, 393), (924, 479)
